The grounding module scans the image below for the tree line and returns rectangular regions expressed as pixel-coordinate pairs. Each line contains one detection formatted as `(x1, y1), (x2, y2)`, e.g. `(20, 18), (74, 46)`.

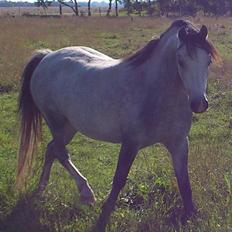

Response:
(36, 0), (232, 17)
(122, 0), (232, 17)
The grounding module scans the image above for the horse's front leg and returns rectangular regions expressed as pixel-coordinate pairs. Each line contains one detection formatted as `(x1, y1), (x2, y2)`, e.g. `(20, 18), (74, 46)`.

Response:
(167, 137), (196, 221)
(94, 141), (138, 232)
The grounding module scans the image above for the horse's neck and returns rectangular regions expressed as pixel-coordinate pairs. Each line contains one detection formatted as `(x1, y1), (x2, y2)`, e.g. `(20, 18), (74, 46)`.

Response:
(144, 29), (183, 94)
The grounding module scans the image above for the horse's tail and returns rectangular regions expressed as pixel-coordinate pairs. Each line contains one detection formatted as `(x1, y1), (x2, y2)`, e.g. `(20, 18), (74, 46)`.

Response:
(16, 49), (51, 190)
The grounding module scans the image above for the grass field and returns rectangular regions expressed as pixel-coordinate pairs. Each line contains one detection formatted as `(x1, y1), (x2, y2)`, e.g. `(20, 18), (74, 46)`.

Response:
(0, 16), (232, 232)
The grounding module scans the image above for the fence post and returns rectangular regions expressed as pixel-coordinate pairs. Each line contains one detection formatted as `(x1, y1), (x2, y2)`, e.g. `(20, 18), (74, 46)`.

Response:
(59, 4), (62, 15)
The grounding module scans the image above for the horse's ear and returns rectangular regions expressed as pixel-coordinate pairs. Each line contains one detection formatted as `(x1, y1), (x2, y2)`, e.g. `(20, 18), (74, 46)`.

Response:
(178, 27), (187, 42)
(199, 25), (208, 40)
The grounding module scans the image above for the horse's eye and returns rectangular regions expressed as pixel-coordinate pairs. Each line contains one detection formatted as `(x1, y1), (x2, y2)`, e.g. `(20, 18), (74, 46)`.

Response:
(178, 60), (184, 67)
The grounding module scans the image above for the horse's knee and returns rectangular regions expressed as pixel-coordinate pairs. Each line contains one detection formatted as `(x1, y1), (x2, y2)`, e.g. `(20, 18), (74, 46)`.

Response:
(52, 142), (70, 164)
(45, 140), (70, 164)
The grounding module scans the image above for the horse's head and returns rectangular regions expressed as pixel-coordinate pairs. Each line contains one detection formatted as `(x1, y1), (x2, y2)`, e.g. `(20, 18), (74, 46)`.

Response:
(176, 24), (217, 113)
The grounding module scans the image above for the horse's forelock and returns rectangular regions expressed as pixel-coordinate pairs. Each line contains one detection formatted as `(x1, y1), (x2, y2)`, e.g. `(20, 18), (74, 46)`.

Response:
(185, 33), (220, 63)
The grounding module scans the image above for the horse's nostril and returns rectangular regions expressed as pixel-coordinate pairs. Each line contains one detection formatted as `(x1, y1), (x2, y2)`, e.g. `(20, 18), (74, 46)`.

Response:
(204, 98), (209, 109)
(191, 98), (208, 113)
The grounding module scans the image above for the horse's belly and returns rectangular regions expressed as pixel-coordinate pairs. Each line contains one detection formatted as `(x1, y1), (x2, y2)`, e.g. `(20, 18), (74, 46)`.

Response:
(80, 129), (121, 143)
(77, 125), (122, 143)
(67, 113), (122, 143)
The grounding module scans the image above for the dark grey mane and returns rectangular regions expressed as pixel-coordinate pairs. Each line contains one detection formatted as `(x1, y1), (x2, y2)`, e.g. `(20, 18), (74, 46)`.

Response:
(124, 38), (160, 66)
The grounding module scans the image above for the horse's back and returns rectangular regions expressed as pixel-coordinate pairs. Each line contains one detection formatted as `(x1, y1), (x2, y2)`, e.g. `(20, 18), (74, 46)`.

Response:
(47, 46), (114, 65)
(31, 46), (119, 98)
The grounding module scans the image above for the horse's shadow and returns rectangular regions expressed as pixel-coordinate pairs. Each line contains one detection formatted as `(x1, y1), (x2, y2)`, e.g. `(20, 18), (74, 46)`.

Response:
(0, 191), (49, 232)
(0, 186), (197, 232)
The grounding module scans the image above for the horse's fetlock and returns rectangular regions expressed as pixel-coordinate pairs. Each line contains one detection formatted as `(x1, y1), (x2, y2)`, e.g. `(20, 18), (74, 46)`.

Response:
(102, 200), (115, 213)
(78, 178), (88, 192)
(113, 179), (126, 190)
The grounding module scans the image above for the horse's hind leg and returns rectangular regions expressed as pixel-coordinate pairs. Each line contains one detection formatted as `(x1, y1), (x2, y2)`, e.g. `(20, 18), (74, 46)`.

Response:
(38, 122), (75, 192)
(54, 134), (96, 205)
(38, 116), (95, 205)
(62, 157), (96, 205)
(38, 141), (55, 192)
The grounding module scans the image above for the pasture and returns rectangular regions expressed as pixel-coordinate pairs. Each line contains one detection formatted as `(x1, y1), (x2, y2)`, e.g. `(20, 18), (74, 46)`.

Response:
(0, 16), (232, 232)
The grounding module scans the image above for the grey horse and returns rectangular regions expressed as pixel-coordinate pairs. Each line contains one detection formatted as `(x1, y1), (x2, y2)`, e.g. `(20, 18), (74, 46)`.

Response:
(17, 19), (219, 231)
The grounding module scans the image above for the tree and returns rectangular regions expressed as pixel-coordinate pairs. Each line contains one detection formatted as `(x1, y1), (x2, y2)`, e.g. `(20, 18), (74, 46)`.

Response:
(134, 0), (142, 16)
(115, 0), (119, 16)
(196, 0), (210, 16)
(35, 0), (52, 14)
(216, 0), (226, 15)
(115, 0), (122, 16)
(147, 0), (152, 15)
(157, 0), (171, 16)
(177, 0), (183, 16)
(58, 0), (79, 15)
(87, 0), (91, 16)
(123, 0), (133, 15)
(228, 0), (232, 15)
(120, 0), (133, 16)
(107, 0), (113, 15)
(121, 0), (232, 17)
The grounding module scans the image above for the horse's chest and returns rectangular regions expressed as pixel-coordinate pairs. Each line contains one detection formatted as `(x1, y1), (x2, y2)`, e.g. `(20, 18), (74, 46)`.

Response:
(138, 100), (192, 146)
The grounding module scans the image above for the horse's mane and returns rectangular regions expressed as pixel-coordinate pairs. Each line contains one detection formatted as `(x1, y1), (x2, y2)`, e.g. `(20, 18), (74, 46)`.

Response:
(124, 19), (220, 66)
(124, 38), (160, 66)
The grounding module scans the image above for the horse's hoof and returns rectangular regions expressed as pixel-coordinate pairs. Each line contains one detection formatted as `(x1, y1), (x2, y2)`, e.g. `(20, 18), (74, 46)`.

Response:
(80, 195), (96, 205)
(80, 185), (96, 205)
(91, 223), (106, 232)
(91, 226), (104, 232)
(181, 207), (198, 225)
(34, 186), (46, 198)
(37, 186), (45, 193)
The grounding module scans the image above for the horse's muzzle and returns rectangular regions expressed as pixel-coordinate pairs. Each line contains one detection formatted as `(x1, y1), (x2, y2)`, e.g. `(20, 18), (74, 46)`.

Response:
(190, 97), (208, 113)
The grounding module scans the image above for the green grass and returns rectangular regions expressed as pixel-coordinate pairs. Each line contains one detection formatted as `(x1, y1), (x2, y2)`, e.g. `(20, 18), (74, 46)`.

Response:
(0, 16), (232, 232)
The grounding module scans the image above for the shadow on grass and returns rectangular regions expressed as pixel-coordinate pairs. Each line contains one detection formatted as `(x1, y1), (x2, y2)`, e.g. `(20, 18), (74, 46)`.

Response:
(0, 191), (49, 232)
(0, 180), (195, 232)
(0, 189), (94, 232)
(118, 180), (186, 231)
